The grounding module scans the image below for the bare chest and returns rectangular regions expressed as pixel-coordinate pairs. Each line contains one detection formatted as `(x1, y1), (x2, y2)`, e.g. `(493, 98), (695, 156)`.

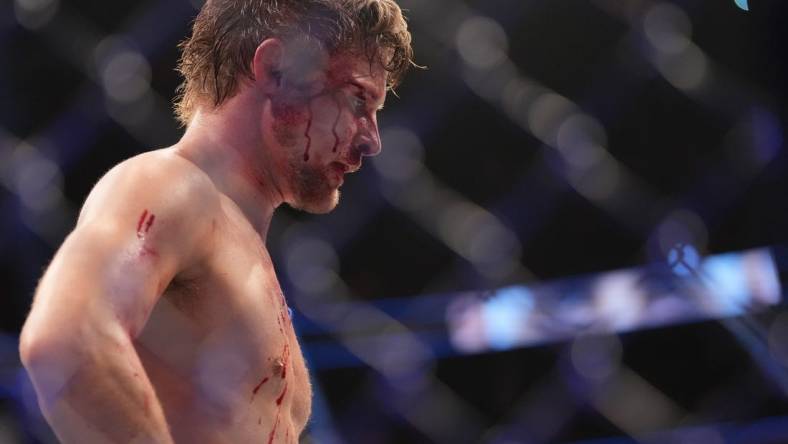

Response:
(135, 219), (311, 441)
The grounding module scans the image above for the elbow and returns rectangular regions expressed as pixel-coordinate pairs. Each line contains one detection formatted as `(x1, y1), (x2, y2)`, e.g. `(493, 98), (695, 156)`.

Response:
(19, 314), (68, 370)
(19, 330), (65, 373)
(19, 323), (88, 407)
(19, 322), (47, 371)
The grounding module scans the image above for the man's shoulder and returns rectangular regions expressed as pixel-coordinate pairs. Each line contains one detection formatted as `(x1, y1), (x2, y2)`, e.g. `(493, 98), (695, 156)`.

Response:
(79, 148), (221, 225)
(106, 148), (214, 190)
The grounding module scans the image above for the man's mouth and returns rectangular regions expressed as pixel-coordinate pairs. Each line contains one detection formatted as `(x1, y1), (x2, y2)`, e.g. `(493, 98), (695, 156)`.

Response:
(332, 161), (361, 175)
(329, 162), (348, 185)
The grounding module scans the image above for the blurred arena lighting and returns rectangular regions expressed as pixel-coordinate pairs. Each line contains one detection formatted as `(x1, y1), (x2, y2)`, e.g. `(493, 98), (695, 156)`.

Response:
(4, 0), (788, 441)
(481, 286), (534, 351)
(643, 3), (693, 55)
(6, 142), (64, 214)
(555, 113), (608, 170)
(768, 312), (788, 368)
(375, 127), (524, 281)
(418, 1), (664, 231)
(95, 38), (152, 104)
(565, 416), (788, 444)
(667, 243), (700, 277)
(447, 247), (781, 355)
(279, 228), (492, 441)
(593, 271), (649, 330)
(13, 0), (59, 30)
(643, 4), (707, 90)
(0, 139), (74, 245)
(284, 234), (341, 295)
(653, 41), (708, 91)
(724, 108), (784, 177)
(21, 2), (191, 156)
(651, 209), (709, 262)
(455, 16), (509, 70)
(597, 0), (776, 127)
(590, 367), (685, 435)
(570, 333), (623, 382)
(371, 127), (425, 183)
(701, 253), (766, 314)
(295, 246), (783, 370)
(291, 276), (489, 442)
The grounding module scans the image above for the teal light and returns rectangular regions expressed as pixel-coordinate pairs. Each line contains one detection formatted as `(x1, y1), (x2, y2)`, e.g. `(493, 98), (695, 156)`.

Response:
(735, 0), (749, 11)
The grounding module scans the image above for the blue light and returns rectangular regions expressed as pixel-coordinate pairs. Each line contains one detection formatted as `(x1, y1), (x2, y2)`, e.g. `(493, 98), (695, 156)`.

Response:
(667, 243), (700, 277)
(734, 0), (749, 11)
(703, 253), (749, 316)
(482, 286), (534, 351)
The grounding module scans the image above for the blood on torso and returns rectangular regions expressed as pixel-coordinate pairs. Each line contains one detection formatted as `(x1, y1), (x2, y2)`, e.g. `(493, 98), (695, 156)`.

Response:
(132, 194), (310, 444)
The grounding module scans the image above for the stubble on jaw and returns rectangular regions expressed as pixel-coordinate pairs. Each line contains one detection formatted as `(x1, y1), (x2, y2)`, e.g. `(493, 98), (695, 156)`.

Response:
(269, 95), (341, 215)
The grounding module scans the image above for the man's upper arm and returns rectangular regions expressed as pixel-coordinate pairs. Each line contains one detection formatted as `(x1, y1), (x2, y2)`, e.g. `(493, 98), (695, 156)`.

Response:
(24, 153), (219, 343)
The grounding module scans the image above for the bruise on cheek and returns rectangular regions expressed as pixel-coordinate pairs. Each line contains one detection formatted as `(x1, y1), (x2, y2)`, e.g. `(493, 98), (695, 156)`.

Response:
(271, 98), (310, 125)
(271, 96), (311, 150)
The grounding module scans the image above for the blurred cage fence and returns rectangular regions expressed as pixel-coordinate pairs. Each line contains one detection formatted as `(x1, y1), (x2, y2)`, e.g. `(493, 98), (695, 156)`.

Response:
(2, 0), (788, 442)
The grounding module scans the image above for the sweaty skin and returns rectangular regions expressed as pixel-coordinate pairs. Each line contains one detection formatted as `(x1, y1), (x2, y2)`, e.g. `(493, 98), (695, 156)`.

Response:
(19, 43), (386, 444)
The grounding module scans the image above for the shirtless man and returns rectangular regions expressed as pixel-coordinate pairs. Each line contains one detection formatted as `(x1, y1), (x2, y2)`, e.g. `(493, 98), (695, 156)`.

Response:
(18, 1), (413, 442)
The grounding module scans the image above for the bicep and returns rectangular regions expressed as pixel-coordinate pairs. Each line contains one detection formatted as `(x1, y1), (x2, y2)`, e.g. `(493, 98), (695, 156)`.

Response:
(28, 156), (217, 339)
(30, 219), (177, 341)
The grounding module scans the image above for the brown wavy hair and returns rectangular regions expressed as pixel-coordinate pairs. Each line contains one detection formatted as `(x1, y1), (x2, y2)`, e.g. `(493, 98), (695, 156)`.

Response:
(174, 0), (414, 126)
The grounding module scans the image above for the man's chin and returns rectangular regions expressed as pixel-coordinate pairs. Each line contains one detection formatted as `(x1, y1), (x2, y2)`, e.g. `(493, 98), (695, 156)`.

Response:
(289, 189), (340, 214)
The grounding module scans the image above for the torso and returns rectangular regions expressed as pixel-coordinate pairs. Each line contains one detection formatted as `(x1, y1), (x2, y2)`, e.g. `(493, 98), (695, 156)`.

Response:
(133, 192), (311, 444)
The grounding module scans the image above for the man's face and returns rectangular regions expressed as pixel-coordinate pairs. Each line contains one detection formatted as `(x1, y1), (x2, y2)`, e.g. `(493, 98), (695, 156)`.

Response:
(266, 50), (387, 214)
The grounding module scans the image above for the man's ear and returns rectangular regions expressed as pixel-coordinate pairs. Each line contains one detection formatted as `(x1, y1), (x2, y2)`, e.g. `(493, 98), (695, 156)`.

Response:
(252, 38), (285, 95)
(254, 38), (330, 98)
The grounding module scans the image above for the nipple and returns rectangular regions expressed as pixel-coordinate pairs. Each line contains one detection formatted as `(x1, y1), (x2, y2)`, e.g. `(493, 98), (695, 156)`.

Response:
(272, 357), (285, 376)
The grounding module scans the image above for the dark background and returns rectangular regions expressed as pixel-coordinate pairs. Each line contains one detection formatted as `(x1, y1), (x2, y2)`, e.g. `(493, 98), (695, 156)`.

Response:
(1, 0), (788, 442)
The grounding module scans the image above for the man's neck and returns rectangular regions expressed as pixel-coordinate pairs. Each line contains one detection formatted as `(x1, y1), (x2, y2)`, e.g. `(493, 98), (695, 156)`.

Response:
(174, 100), (284, 240)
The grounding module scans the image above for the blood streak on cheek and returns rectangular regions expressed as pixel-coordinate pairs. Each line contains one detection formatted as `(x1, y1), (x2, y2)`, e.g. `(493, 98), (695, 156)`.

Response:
(331, 95), (342, 152)
(303, 104), (313, 162)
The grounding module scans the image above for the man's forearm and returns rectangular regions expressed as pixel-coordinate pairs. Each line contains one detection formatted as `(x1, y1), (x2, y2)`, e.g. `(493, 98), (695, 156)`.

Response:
(22, 329), (174, 444)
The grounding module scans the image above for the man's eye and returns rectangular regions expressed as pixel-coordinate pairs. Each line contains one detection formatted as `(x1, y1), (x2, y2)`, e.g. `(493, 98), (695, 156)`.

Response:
(349, 95), (367, 115)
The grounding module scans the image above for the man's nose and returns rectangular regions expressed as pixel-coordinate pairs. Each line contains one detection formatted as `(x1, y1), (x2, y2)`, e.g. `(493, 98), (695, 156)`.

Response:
(355, 116), (382, 157)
